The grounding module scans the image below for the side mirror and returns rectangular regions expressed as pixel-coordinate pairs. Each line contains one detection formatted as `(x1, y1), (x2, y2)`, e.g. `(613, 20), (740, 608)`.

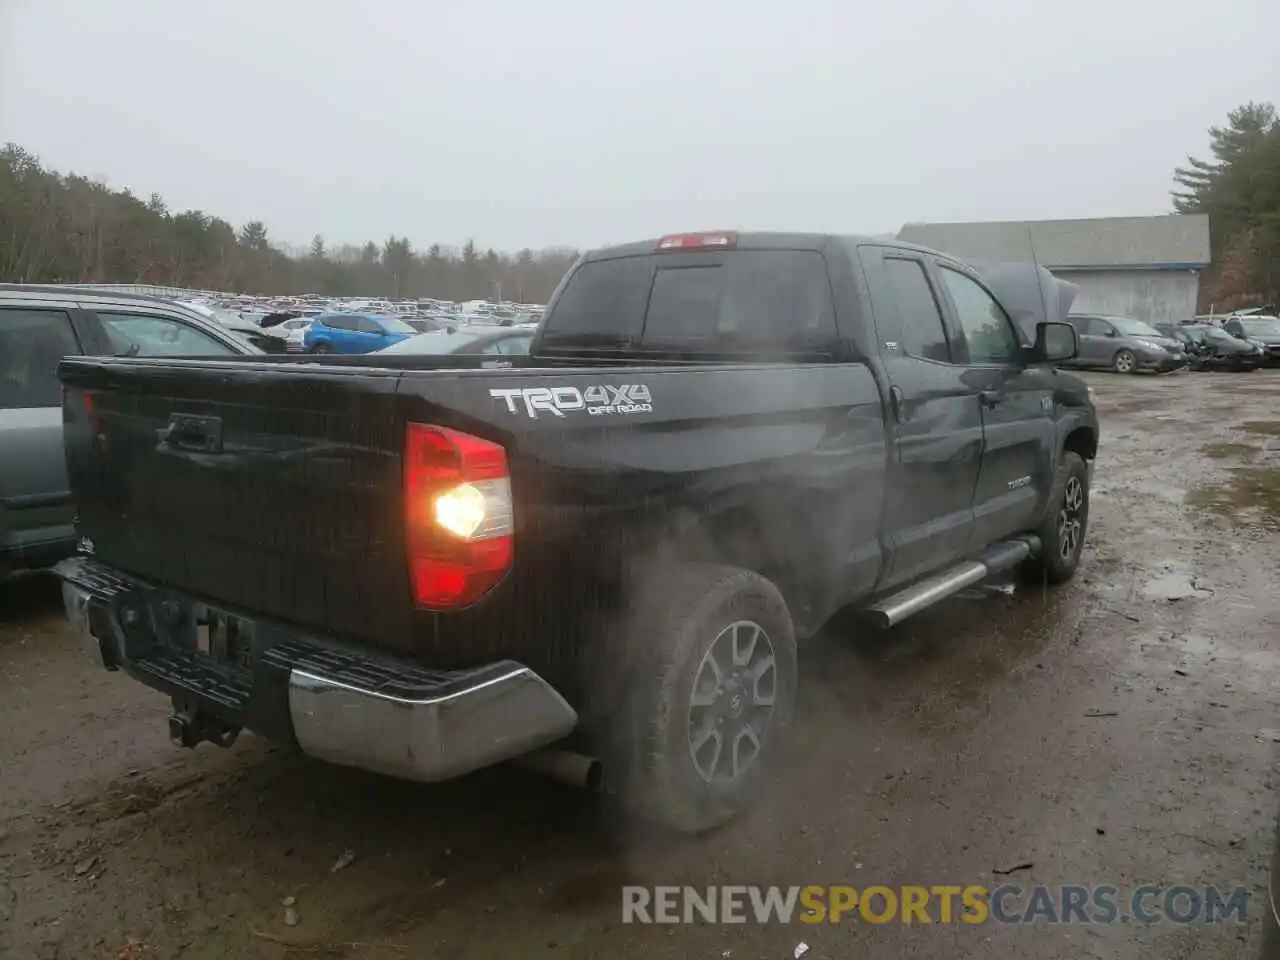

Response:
(1030, 321), (1078, 363)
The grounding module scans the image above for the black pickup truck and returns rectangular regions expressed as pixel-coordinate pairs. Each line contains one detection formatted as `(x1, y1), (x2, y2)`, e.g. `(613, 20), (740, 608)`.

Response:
(56, 232), (1098, 832)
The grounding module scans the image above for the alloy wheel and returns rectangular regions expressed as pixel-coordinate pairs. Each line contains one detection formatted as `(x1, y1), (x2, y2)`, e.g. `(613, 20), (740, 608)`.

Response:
(687, 621), (778, 785)
(1058, 475), (1084, 562)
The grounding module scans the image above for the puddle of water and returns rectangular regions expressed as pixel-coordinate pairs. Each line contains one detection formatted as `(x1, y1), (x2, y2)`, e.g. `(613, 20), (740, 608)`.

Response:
(1100, 398), (1161, 416)
(1185, 466), (1280, 519)
(1200, 442), (1260, 460)
(1179, 632), (1215, 656)
(1142, 572), (1212, 602)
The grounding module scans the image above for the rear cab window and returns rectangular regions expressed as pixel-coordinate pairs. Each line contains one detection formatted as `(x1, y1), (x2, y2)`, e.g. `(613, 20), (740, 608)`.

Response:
(540, 243), (838, 354)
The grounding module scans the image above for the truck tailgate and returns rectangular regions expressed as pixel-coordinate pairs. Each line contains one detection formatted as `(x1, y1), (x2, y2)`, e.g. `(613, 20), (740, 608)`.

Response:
(60, 357), (414, 644)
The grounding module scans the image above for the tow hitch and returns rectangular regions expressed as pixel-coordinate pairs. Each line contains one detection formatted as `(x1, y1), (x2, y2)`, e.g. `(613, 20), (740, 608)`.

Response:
(169, 702), (240, 749)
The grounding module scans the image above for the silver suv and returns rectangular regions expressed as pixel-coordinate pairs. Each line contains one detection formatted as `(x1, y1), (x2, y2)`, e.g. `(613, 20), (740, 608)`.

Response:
(1, 286), (257, 580)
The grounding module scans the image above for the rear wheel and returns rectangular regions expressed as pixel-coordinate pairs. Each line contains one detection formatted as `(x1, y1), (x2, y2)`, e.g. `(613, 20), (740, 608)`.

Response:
(310, 342), (331, 354)
(1021, 451), (1089, 584)
(596, 563), (797, 833)
(1112, 349), (1136, 374)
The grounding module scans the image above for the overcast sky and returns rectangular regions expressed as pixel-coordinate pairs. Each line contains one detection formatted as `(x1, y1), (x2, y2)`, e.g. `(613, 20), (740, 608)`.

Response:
(1, 0), (1276, 253)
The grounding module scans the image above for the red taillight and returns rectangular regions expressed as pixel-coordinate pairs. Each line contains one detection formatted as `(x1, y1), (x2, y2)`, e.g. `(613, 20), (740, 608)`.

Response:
(404, 423), (514, 610)
(77, 389), (104, 437)
(656, 230), (738, 251)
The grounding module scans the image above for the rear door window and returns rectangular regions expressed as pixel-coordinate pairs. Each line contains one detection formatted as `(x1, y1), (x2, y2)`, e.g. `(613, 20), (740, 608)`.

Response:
(880, 257), (952, 363)
(0, 308), (82, 408)
(541, 249), (836, 350)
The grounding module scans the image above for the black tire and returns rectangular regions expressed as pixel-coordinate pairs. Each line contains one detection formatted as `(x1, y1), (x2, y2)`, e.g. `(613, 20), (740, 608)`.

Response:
(310, 342), (331, 354)
(1112, 349), (1136, 374)
(596, 563), (798, 834)
(1021, 451), (1089, 585)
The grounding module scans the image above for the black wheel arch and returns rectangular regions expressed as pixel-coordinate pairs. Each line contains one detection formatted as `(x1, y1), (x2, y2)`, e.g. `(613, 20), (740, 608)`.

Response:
(1062, 423), (1098, 463)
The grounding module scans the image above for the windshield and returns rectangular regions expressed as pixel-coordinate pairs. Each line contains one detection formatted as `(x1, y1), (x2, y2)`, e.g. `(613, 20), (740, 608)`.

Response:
(209, 308), (244, 326)
(1238, 318), (1280, 336)
(1111, 318), (1163, 338)
(373, 315), (417, 334)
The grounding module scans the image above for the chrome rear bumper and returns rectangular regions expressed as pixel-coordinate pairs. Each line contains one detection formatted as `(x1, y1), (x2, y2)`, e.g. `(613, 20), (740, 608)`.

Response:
(287, 662), (577, 782)
(56, 556), (577, 783)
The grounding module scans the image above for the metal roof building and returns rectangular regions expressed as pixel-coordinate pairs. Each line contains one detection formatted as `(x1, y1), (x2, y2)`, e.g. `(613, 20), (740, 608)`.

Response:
(898, 215), (1211, 325)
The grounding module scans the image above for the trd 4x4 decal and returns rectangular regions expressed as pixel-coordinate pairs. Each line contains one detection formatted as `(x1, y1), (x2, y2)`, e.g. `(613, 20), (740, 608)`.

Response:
(489, 384), (653, 419)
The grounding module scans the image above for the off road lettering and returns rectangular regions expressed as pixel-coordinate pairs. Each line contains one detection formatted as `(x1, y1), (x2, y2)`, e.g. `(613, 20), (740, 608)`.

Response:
(490, 384), (652, 419)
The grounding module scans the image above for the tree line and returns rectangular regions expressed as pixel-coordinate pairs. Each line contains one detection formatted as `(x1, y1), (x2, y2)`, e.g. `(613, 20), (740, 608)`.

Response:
(0, 143), (578, 303)
(7, 111), (1276, 311)
(1174, 102), (1280, 311)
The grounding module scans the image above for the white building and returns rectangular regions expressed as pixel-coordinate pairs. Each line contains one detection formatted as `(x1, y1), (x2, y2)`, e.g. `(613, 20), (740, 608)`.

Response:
(897, 215), (1211, 325)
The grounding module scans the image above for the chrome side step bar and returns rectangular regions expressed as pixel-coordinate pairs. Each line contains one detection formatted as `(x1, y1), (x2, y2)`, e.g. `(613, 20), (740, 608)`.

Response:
(865, 536), (1041, 629)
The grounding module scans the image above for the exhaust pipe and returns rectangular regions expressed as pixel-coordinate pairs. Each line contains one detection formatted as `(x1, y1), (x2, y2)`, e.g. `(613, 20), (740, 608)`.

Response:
(866, 535), (1040, 628)
(512, 748), (602, 790)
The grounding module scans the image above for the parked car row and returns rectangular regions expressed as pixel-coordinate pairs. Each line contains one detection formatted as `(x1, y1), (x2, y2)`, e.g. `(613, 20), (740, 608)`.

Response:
(0, 285), (540, 583)
(198, 293), (545, 331)
(1, 285), (262, 582)
(1061, 312), (1280, 374)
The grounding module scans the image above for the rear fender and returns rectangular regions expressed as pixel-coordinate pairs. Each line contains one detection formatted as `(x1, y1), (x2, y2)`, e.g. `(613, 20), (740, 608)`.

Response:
(642, 495), (832, 633)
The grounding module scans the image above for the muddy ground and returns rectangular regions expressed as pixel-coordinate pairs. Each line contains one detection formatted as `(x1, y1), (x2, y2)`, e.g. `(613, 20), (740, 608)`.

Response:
(2, 370), (1278, 960)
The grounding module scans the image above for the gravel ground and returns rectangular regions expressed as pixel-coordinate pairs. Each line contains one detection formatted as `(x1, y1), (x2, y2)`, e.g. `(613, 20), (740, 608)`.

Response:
(1, 369), (1277, 960)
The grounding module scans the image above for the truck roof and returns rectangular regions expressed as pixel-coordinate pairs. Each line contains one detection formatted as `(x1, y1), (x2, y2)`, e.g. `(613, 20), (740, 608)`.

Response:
(581, 232), (944, 262)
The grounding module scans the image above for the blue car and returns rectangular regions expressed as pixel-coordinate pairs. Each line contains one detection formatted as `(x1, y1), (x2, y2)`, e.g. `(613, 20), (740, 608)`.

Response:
(303, 312), (417, 354)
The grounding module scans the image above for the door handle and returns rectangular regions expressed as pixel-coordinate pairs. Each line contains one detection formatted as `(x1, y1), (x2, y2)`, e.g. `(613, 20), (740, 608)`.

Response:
(980, 390), (1003, 409)
(164, 414), (223, 453)
(889, 385), (906, 423)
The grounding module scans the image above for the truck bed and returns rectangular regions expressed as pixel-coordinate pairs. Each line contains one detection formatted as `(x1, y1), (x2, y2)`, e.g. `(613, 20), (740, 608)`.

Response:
(59, 353), (888, 701)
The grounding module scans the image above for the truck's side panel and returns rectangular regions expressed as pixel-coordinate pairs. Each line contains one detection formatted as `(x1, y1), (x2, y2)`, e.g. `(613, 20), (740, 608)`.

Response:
(395, 362), (887, 697)
(924, 259), (1058, 549)
(965, 363), (1056, 548)
(856, 246), (983, 587)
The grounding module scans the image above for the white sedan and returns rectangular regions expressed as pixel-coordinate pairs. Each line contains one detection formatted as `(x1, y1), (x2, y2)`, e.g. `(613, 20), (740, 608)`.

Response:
(278, 318), (313, 352)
